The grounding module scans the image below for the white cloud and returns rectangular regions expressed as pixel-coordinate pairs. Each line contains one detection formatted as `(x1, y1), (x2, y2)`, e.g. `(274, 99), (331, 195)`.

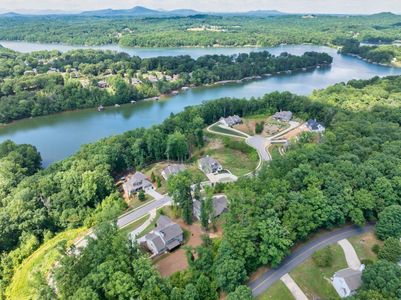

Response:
(1, 0), (401, 14)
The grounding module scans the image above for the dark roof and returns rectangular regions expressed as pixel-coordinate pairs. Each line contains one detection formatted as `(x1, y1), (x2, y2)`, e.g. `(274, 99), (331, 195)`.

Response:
(334, 268), (362, 291)
(166, 239), (181, 251)
(307, 119), (325, 130)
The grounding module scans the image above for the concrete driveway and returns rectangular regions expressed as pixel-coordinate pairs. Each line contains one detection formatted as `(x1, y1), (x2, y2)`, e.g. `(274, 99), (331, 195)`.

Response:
(249, 224), (373, 297)
(338, 239), (361, 270)
(145, 188), (164, 200)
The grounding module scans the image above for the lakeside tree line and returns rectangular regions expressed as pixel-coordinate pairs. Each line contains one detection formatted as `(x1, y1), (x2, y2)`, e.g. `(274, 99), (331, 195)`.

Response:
(335, 38), (401, 65)
(0, 13), (401, 47)
(0, 46), (332, 123)
(1, 75), (401, 298)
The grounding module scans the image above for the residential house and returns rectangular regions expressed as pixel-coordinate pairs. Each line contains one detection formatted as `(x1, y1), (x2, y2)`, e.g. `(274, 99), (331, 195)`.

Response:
(161, 164), (186, 180)
(306, 119), (326, 133)
(199, 156), (223, 174)
(193, 195), (228, 221)
(123, 172), (153, 196)
(219, 115), (242, 127)
(332, 268), (363, 298)
(98, 80), (108, 88)
(148, 75), (159, 83)
(145, 215), (184, 255)
(132, 78), (142, 85)
(273, 111), (293, 122)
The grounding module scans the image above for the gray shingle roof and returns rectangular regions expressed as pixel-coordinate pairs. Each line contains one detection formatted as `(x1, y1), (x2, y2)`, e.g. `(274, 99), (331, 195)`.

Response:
(334, 268), (362, 292)
(273, 111), (293, 122)
(162, 164), (186, 179)
(145, 232), (165, 253)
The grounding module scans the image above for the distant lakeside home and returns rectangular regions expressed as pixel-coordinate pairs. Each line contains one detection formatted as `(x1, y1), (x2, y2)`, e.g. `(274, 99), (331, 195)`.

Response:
(219, 115), (242, 127)
(144, 215), (183, 256)
(193, 195), (228, 221)
(306, 119), (326, 133)
(198, 156), (223, 174)
(123, 171), (153, 196)
(161, 164), (186, 181)
(273, 110), (293, 122)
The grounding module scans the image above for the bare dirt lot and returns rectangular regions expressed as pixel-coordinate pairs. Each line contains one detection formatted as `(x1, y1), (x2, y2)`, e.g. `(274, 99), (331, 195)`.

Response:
(155, 220), (204, 277)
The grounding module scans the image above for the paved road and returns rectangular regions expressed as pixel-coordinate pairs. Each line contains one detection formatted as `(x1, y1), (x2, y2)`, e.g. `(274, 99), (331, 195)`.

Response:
(116, 196), (172, 228)
(249, 224), (374, 297)
(246, 135), (271, 161)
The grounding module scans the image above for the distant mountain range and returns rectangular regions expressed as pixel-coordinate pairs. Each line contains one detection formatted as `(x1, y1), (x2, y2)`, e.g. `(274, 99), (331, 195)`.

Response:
(0, 6), (287, 17)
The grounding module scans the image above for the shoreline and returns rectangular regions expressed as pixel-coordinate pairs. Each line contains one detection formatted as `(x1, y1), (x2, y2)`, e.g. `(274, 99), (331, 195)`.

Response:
(0, 62), (331, 127)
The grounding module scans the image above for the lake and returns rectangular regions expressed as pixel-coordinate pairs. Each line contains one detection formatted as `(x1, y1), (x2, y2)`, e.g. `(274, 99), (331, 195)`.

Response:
(0, 43), (401, 166)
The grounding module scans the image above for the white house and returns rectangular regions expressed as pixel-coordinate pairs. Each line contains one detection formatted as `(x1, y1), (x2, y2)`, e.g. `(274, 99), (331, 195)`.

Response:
(123, 172), (153, 196)
(332, 268), (363, 298)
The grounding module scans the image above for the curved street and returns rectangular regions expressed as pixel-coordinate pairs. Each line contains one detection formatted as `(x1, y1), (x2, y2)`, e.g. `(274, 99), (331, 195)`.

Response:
(249, 224), (374, 297)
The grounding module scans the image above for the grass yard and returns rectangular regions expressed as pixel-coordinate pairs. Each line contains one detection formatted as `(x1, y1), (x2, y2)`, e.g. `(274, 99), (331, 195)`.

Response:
(119, 214), (150, 236)
(208, 123), (248, 138)
(257, 280), (295, 300)
(197, 136), (258, 176)
(348, 231), (382, 262)
(6, 228), (87, 300)
(126, 193), (153, 210)
(290, 244), (347, 300)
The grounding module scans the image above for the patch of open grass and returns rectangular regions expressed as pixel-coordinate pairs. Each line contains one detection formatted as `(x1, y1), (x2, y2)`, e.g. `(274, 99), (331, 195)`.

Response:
(257, 280), (294, 300)
(204, 141), (258, 176)
(348, 232), (382, 262)
(119, 214), (149, 236)
(126, 192), (153, 210)
(6, 228), (87, 300)
(208, 123), (248, 138)
(290, 244), (347, 300)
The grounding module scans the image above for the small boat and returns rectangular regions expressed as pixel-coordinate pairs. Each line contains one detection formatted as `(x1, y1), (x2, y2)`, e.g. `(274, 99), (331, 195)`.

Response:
(131, 100), (137, 104)
(172, 91), (179, 95)
(98, 105), (105, 112)
(114, 104), (120, 107)
(181, 86), (189, 91)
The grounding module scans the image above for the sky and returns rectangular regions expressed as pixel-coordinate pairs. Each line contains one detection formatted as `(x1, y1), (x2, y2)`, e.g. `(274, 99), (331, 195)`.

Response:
(1, 0), (401, 14)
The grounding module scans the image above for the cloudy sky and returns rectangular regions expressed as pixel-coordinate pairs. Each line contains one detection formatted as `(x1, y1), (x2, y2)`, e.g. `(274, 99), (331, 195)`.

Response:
(1, 0), (401, 14)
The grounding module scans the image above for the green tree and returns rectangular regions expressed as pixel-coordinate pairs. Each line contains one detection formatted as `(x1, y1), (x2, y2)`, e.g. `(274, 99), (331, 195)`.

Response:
(138, 190), (146, 201)
(378, 237), (401, 263)
(226, 285), (253, 300)
(167, 171), (193, 224)
(360, 260), (401, 299)
(376, 205), (401, 240)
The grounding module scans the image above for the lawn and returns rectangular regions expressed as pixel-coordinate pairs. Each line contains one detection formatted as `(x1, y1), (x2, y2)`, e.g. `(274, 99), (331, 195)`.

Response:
(348, 231), (382, 262)
(6, 228), (87, 300)
(208, 123), (248, 138)
(257, 281), (294, 300)
(119, 214), (150, 236)
(289, 244), (347, 300)
(197, 136), (258, 176)
(125, 192), (154, 210)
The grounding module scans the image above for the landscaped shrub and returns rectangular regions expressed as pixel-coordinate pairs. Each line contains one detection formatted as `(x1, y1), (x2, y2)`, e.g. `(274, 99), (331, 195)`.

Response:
(312, 247), (333, 268)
